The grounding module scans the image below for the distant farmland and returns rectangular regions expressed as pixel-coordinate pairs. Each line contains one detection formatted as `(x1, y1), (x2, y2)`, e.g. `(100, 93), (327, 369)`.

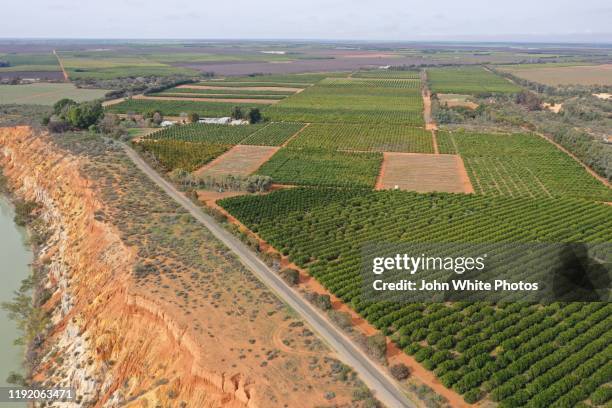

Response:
(499, 64), (612, 86)
(0, 83), (109, 105)
(427, 66), (520, 95)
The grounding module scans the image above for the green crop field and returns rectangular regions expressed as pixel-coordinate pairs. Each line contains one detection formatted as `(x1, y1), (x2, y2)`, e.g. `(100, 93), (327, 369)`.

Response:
(146, 123), (266, 144)
(0, 83), (109, 105)
(220, 187), (612, 406)
(197, 72), (348, 85)
(107, 99), (259, 116)
(256, 148), (382, 188)
(148, 83), (298, 101)
(287, 123), (433, 153)
(57, 52), (199, 79)
(320, 78), (420, 88)
(153, 87), (297, 96)
(138, 139), (230, 172)
(352, 70), (421, 79)
(427, 66), (521, 95)
(148, 93), (284, 100)
(193, 81), (310, 88)
(230, 72), (350, 82)
(265, 77), (424, 125)
(438, 131), (612, 201)
(240, 122), (304, 146)
(0, 53), (61, 73)
(0, 53), (59, 66)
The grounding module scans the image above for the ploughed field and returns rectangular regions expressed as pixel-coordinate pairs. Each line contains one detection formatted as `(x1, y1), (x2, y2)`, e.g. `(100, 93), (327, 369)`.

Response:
(376, 153), (473, 193)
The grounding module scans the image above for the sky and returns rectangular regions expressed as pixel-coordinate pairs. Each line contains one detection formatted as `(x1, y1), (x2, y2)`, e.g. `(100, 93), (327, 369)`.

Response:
(2, 0), (612, 43)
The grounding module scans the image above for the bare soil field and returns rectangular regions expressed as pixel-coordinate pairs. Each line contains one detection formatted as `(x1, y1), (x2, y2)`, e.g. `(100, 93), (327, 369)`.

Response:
(376, 152), (474, 193)
(133, 94), (280, 104)
(196, 144), (280, 177)
(503, 64), (612, 85)
(437, 93), (479, 109)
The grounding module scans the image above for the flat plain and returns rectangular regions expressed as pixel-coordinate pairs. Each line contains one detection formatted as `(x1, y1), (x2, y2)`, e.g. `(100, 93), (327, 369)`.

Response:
(499, 63), (612, 85)
(0, 83), (109, 105)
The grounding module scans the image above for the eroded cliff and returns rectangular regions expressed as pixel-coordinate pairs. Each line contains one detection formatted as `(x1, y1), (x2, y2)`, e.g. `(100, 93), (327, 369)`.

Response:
(0, 127), (371, 408)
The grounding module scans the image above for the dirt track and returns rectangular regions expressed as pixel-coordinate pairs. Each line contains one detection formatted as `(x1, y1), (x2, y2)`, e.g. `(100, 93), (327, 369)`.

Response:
(53, 49), (69, 81)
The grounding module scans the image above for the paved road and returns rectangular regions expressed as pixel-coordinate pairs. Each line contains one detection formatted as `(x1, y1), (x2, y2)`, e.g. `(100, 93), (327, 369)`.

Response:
(123, 144), (415, 408)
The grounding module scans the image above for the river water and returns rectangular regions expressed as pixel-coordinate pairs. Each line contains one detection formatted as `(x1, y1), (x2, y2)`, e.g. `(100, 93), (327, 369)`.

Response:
(0, 196), (31, 408)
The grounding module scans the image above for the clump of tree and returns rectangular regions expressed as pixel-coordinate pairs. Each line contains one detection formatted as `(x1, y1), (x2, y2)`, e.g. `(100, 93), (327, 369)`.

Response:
(366, 334), (387, 360)
(1, 270), (50, 375)
(187, 112), (200, 123)
(280, 268), (300, 285)
(143, 109), (164, 126)
(515, 90), (542, 111)
(168, 170), (273, 193)
(328, 310), (353, 331)
(230, 106), (263, 124)
(305, 291), (332, 310)
(247, 108), (262, 124)
(73, 75), (199, 98)
(13, 199), (39, 226)
(390, 363), (411, 380)
(44, 98), (103, 132)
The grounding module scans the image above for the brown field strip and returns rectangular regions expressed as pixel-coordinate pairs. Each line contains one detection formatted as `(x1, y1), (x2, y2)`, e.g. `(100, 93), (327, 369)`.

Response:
(376, 152), (474, 193)
(195, 144), (279, 178)
(133, 94), (280, 104)
(177, 84), (303, 92)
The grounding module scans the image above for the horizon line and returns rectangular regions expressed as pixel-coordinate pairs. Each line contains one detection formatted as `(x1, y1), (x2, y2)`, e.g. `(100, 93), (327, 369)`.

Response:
(1, 37), (612, 46)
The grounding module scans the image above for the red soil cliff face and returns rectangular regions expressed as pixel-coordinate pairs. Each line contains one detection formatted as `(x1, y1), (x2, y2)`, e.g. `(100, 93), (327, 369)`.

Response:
(0, 127), (250, 407)
(0, 127), (363, 408)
